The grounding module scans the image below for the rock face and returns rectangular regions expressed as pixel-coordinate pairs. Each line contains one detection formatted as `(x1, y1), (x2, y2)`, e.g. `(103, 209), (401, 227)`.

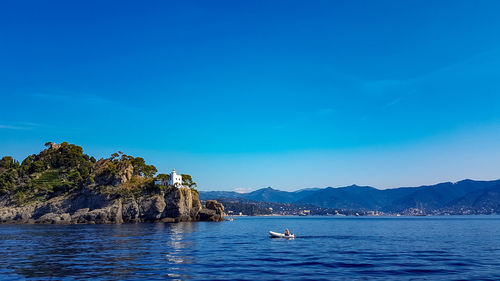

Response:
(0, 187), (224, 224)
(198, 200), (225, 222)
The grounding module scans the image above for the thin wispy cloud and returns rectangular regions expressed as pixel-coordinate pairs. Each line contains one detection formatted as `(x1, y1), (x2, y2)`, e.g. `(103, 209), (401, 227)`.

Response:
(26, 92), (144, 112)
(383, 97), (402, 109)
(412, 49), (500, 84)
(355, 52), (495, 113)
(234, 187), (253, 194)
(0, 125), (22, 130)
(0, 122), (40, 130)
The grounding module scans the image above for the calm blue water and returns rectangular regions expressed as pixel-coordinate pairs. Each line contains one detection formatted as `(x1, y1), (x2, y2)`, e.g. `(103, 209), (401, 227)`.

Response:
(0, 216), (499, 280)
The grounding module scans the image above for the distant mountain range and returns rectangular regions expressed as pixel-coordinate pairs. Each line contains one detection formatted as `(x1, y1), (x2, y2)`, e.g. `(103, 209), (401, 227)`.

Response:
(200, 179), (500, 214)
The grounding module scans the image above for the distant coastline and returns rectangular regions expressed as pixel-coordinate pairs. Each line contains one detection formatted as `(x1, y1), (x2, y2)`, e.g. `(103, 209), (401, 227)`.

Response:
(202, 179), (500, 216)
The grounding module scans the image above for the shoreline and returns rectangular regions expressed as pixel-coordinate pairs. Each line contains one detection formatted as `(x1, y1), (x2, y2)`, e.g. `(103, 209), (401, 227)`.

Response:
(227, 213), (499, 218)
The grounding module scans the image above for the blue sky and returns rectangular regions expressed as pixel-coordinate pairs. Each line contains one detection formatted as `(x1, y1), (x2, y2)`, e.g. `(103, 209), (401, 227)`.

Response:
(1, 1), (500, 191)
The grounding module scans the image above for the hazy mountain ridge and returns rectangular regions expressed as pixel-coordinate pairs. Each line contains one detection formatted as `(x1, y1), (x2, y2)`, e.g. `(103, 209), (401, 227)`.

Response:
(200, 179), (500, 214)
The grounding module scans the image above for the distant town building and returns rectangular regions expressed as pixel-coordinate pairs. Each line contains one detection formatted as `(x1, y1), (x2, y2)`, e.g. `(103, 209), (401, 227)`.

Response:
(299, 209), (310, 216)
(154, 168), (183, 187)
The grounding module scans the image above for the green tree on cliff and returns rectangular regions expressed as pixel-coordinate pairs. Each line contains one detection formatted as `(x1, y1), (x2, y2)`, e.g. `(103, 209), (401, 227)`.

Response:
(0, 156), (19, 170)
(1, 142), (165, 203)
(109, 152), (158, 178)
(156, 173), (171, 181)
(130, 157), (157, 178)
(181, 174), (197, 188)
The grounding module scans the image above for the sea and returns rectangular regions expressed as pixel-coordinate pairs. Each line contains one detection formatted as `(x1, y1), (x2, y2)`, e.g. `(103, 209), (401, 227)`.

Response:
(0, 216), (499, 280)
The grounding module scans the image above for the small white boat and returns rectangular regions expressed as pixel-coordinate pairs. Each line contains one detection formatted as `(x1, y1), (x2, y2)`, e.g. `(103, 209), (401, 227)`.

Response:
(269, 231), (295, 238)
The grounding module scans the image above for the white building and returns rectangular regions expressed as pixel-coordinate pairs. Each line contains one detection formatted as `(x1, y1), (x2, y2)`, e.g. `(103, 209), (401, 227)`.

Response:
(168, 168), (182, 187)
(154, 168), (183, 187)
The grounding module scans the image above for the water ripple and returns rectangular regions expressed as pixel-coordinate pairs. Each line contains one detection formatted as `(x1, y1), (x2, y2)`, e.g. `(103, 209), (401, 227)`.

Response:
(0, 216), (500, 280)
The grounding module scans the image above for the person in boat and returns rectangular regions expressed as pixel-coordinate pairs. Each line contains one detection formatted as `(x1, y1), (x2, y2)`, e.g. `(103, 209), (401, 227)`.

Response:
(284, 229), (291, 236)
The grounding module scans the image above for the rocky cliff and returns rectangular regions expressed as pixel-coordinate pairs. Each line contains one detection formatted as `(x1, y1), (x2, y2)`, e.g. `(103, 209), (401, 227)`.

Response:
(0, 142), (224, 224)
(0, 186), (224, 224)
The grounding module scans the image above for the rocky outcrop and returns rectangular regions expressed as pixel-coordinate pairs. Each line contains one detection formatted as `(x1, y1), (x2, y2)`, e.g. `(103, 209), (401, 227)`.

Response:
(0, 187), (224, 224)
(92, 159), (134, 186)
(198, 200), (225, 222)
(0, 142), (225, 224)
